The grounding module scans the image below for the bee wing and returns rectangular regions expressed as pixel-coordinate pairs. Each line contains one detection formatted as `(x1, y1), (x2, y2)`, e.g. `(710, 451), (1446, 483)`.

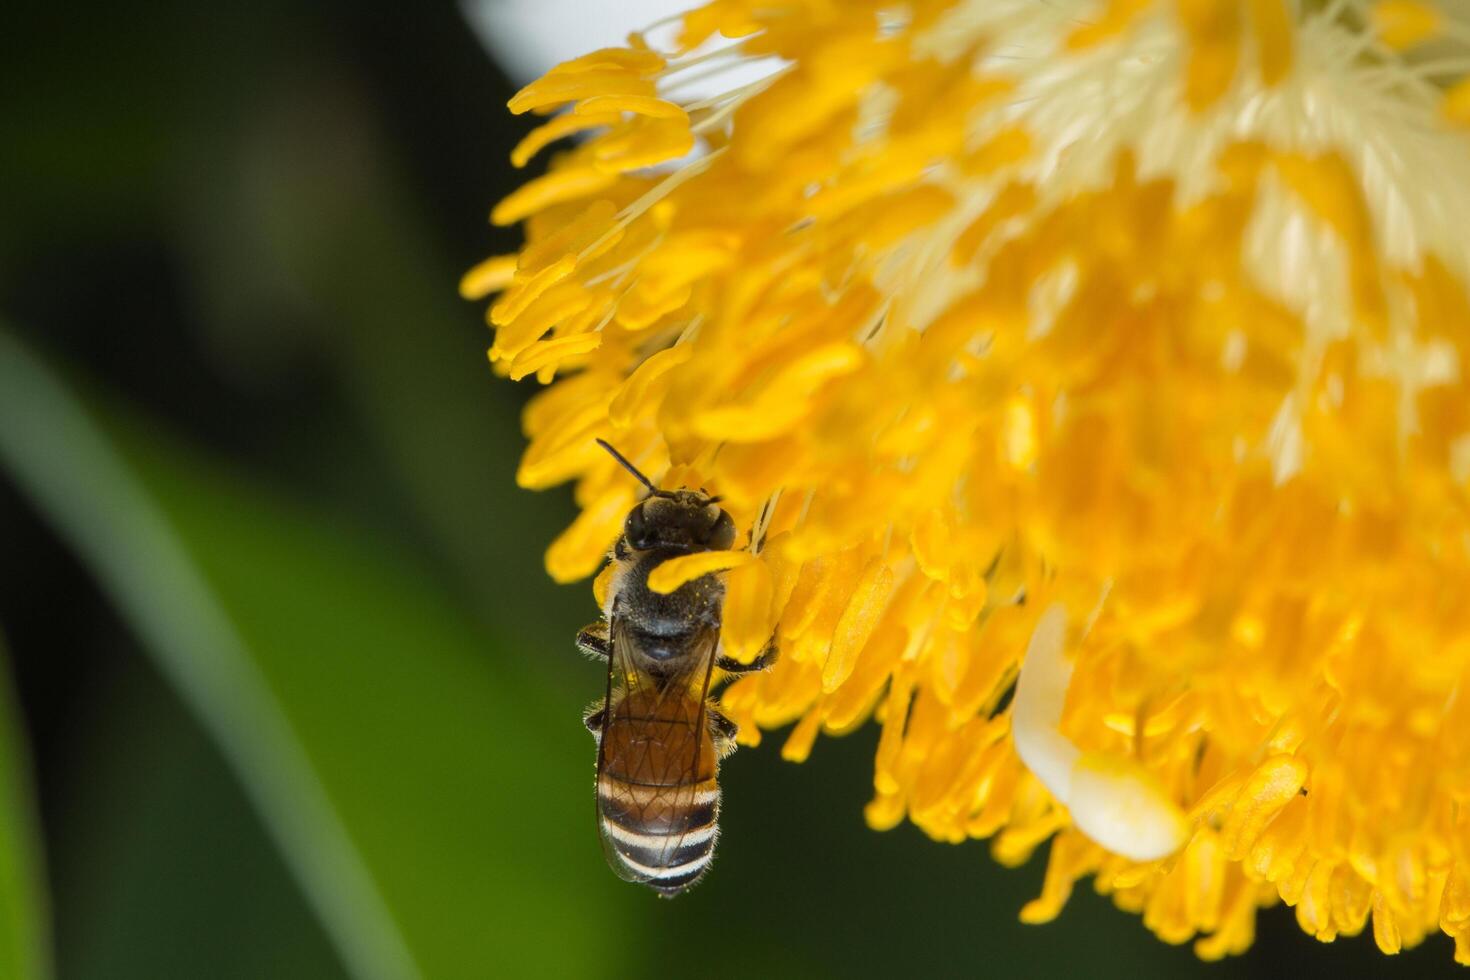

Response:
(595, 612), (720, 888)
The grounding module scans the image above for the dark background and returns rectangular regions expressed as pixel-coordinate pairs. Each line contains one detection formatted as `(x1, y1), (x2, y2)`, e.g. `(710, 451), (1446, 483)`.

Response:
(0, 3), (1457, 977)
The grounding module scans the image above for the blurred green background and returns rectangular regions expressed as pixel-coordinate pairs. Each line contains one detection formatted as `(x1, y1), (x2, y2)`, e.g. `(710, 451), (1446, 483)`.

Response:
(0, 3), (1458, 977)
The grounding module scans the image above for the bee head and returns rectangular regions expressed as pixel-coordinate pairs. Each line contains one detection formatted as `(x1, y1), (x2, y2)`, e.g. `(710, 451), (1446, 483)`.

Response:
(624, 491), (736, 554)
(596, 439), (736, 554)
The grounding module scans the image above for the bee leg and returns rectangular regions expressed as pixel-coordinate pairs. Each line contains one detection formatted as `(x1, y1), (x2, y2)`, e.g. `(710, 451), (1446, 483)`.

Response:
(715, 634), (779, 674)
(707, 704), (739, 757)
(576, 621), (610, 661)
(583, 700), (606, 741)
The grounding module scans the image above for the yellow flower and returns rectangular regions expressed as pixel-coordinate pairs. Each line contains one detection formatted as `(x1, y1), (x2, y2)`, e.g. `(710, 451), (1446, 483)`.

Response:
(468, 0), (1470, 962)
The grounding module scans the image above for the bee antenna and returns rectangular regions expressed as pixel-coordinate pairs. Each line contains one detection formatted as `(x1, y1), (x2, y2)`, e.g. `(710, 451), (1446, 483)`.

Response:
(595, 439), (669, 497)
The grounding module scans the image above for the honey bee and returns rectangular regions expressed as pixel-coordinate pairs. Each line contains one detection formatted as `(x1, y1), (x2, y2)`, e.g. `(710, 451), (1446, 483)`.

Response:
(577, 440), (776, 896)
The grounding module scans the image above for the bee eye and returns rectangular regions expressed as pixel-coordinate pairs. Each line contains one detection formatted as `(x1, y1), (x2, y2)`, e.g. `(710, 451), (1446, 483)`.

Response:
(707, 510), (736, 551)
(624, 503), (650, 550)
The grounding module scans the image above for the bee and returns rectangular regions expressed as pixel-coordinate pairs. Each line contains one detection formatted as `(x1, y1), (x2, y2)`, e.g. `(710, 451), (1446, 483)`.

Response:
(577, 439), (776, 896)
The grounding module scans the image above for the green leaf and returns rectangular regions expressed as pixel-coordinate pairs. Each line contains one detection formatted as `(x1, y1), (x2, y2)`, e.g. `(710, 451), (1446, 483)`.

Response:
(0, 635), (52, 980)
(0, 328), (637, 979)
(49, 658), (348, 980)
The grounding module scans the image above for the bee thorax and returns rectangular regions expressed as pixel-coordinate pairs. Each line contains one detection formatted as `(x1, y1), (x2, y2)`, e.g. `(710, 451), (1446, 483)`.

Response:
(608, 550), (726, 638)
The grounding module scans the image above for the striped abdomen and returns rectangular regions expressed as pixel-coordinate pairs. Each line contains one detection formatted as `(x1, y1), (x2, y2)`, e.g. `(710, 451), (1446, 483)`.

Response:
(597, 694), (720, 895)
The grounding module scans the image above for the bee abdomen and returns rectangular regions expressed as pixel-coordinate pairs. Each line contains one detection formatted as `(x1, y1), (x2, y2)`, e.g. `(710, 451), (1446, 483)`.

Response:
(598, 777), (720, 895)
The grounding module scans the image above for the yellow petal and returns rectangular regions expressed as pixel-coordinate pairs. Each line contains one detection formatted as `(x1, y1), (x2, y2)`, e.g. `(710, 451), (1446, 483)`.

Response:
(691, 343), (865, 442)
(1445, 76), (1470, 127)
(1065, 0), (1152, 50)
(550, 47), (665, 76)
(1371, 891), (1403, 954)
(545, 489), (633, 582)
(458, 254), (517, 300)
(719, 557), (777, 664)
(608, 345), (692, 428)
(592, 562), (615, 609)
(780, 705), (823, 763)
(823, 558), (895, 693)
(490, 166), (618, 226)
(1371, 0), (1441, 50)
(519, 200), (621, 275)
(1248, 0), (1293, 86)
(511, 111), (622, 168)
(592, 117), (696, 173)
(613, 280), (693, 330)
(516, 399), (608, 489)
(960, 127), (1031, 176)
(488, 281), (592, 362)
(647, 549), (755, 594)
(508, 71), (656, 116)
(1176, 0), (1243, 110)
(508, 331), (603, 382)
(1220, 755), (1308, 859)
(490, 254), (578, 326)
(576, 94), (690, 122)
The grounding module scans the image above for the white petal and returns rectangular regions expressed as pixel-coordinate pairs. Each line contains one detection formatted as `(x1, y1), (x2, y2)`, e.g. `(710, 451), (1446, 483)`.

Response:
(1013, 603), (1188, 862)
(1011, 603), (1079, 794)
(1069, 752), (1188, 863)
